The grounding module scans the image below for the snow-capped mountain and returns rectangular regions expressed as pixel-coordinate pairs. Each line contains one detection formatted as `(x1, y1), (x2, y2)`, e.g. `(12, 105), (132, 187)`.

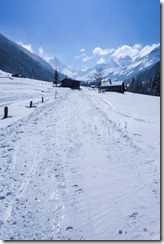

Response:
(123, 46), (160, 78)
(73, 45), (160, 82)
(49, 57), (76, 78)
(0, 32), (160, 84)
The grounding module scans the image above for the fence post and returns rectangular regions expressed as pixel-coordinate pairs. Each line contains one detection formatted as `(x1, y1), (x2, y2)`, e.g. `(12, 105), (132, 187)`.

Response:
(30, 101), (33, 108)
(4, 106), (8, 119)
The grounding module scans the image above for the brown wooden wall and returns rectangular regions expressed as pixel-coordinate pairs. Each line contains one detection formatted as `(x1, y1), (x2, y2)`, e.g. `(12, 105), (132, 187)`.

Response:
(101, 85), (124, 93)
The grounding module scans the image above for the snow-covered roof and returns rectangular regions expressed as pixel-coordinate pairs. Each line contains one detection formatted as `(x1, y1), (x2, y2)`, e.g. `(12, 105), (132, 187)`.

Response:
(101, 80), (123, 87)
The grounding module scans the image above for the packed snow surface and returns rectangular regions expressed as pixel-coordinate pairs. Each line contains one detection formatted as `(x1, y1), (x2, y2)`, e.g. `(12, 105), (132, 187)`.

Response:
(0, 73), (160, 240)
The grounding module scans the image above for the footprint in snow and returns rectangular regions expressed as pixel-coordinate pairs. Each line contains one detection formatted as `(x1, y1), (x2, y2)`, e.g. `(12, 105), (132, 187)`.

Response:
(118, 230), (123, 234)
(66, 226), (73, 232)
(75, 188), (83, 194)
(129, 211), (138, 219)
(72, 185), (83, 194)
(55, 174), (60, 179)
(73, 184), (78, 188)
(7, 148), (14, 152)
(0, 196), (6, 200)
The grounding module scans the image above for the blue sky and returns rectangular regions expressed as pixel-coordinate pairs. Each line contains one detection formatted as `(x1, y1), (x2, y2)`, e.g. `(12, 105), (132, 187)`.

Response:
(0, 0), (160, 70)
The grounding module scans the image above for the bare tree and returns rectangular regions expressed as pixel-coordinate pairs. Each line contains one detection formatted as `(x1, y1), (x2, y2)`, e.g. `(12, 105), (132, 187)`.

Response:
(94, 68), (104, 92)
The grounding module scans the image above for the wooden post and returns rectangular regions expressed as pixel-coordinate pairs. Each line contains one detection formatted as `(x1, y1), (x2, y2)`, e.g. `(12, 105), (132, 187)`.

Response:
(42, 97), (44, 103)
(30, 101), (32, 108)
(4, 106), (8, 119)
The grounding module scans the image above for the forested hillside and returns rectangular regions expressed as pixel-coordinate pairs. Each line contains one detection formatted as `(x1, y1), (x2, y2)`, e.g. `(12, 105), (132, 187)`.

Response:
(127, 62), (160, 96)
(0, 33), (54, 81)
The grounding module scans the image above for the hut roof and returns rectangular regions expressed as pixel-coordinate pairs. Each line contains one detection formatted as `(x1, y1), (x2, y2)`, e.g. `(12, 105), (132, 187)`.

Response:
(101, 80), (123, 87)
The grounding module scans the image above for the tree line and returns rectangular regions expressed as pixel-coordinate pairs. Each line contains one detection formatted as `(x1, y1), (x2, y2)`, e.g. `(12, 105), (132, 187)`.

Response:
(126, 69), (160, 96)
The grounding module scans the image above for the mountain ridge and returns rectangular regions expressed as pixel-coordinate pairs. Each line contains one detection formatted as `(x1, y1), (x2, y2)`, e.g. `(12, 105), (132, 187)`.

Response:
(72, 46), (160, 82)
(0, 33), (66, 82)
(47, 44), (160, 84)
(0, 32), (160, 84)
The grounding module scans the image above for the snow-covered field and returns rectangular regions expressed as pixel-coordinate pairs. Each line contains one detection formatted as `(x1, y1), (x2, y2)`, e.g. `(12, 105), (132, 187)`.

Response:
(0, 71), (160, 240)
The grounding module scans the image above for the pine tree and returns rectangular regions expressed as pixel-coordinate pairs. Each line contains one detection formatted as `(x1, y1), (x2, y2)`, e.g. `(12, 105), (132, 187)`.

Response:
(149, 70), (160, 96)
(133, 76), (142, 93)
(128, 76), (143, 94)
(53, 69), (59, 87)
(128, 77), (135, 92)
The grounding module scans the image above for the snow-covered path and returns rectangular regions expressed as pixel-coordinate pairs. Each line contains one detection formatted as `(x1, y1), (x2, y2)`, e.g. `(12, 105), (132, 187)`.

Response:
(0, 83), (160, 240)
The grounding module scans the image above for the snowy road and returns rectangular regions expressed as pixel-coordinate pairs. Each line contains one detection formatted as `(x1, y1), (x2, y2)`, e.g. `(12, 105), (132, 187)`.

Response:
(0, 79), (160, 240)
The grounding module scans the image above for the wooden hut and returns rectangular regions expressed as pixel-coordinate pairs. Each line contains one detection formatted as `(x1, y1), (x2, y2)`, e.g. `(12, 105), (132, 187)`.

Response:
(100, 80), (125, 93)
(60, 78), (80, 90)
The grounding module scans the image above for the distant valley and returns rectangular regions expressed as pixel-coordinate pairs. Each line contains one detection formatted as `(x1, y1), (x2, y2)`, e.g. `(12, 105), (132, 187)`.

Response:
(0, 32), (160, 96)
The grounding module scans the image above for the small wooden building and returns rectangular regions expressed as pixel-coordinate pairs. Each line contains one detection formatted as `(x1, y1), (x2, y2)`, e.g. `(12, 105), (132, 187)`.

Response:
(100, 80), (125, 94)
(60, 78), (80, 90)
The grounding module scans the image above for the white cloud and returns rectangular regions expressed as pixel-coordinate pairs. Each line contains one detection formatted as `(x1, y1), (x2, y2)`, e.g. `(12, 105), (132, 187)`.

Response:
(97, 57), (106, 65)
(111, 45), (140, 62)
(75, 53), (87, 59)
(43, 56), (52, 62)
(74, 55), (81, 59)
(75, 46), (114, 63)
(39, 47), (44, 55)
(38, 47), (52, 62)
(74, 43), (160, 68)
(133, 44), (142, 50)
(110, 43), (160, 65)
(82, 55), (93, 62)
(18, 41), (34, 53)
(93, 47), (115, 56)
(81, 67), (88, 72)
